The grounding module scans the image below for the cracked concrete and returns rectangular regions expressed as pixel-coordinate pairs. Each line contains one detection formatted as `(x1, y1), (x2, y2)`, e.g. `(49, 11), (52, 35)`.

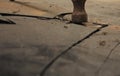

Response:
(0, 16), (98, 76)
(0, 15), (120, 76)
(0, 0), (120, 76)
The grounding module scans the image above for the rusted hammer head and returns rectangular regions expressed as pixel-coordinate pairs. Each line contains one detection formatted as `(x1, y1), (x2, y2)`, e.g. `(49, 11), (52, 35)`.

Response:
(71, 0), (88, 24)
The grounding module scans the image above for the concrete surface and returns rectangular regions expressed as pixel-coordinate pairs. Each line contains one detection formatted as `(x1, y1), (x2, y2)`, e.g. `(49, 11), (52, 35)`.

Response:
(0, 0), (120, 76)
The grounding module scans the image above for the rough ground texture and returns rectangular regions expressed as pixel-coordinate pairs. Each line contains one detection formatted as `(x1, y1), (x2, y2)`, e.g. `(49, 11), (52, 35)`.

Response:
(0, 0), (120, 76)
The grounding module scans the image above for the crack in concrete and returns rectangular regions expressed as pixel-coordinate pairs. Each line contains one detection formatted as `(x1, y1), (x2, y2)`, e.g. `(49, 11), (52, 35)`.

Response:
(40, 24), (108, 76)
(95, 42), (120, 76)
(0, 16), (16, 24)
(0, 13), (71, 25)
(0, 13), (59, 20)
(0, 12), (108, 26)
(53, 12), (72, 21)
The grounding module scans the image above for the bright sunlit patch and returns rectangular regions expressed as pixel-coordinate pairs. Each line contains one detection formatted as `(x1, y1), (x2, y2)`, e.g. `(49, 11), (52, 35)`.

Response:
(96, 0), (120, 2)
(107, 25), (120, 30)
(0, 1), (48, 16)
